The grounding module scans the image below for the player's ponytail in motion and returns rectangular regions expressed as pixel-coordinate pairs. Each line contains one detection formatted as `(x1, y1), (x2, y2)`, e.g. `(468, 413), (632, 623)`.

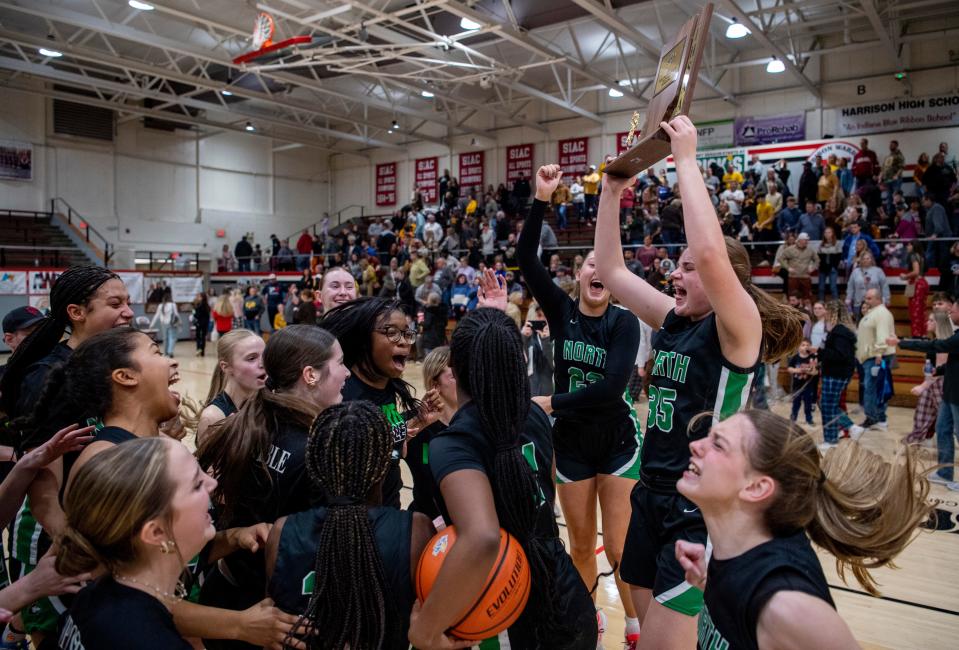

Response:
(450, 308), (575, 646)
(723, 237), (805, 362)
(295, 401), (398, 650)
(742, 409), (932, 596)
(197, 325), (336, 523)
(1, 265), (119, 416)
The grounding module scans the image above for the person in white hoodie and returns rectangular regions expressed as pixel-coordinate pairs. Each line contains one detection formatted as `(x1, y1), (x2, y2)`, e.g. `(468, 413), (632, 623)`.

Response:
(149, 288), (179, 357)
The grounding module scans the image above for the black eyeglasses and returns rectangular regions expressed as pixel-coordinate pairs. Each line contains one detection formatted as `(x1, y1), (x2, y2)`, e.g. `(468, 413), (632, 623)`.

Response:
(375, 325), (417, 345)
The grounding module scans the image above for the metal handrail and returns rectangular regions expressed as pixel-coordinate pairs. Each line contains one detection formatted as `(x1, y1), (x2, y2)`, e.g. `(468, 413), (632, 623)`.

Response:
(50, 197), (114, 266)
(282, 204), (373, 241)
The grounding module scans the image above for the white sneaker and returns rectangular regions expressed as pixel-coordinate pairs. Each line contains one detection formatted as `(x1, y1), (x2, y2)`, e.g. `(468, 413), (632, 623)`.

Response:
(848, 425), (865, 441)
(871, 421), (888, 431)
(818, 442), (837, 454)
(929, 474), (954, 486)
(948, 482), (959, 492)
(596, 609), (608, 649)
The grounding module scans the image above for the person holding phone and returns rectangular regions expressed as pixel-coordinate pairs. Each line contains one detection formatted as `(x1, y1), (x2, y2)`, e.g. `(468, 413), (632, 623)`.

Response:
(522, 303), (554, 397)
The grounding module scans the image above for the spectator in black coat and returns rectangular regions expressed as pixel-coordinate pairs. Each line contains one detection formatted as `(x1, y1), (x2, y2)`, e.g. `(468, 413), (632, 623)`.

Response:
(234, 236), (253, 272)
(798, 162), (819, 209)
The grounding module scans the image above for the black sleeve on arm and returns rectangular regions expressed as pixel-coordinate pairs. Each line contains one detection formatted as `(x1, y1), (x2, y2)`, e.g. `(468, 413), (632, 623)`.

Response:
(550, 311), (640, 411)
(901, 333), (959, 354)
(517, 199), (571, 324)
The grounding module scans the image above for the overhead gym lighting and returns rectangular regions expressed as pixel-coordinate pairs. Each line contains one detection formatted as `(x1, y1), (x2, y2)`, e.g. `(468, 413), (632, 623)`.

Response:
(608, 87), (624, 98)
(128, 1), (155, 10)
(725, 17), (750, 39)
(391, 120), (399, 130)
(38, 47), (63, 57)
(245, 121), (255, 131)
(766, 57), (785, 74)
(460, 17), (482, 31)
(221, 90), (233, 96)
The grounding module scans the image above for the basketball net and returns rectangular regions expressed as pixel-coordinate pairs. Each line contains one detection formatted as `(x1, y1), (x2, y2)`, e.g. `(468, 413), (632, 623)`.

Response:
(252, 12), (275, 50)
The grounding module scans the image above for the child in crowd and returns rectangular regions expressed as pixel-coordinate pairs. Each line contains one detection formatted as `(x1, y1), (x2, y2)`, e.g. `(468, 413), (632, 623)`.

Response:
(787, 338), (819, 425)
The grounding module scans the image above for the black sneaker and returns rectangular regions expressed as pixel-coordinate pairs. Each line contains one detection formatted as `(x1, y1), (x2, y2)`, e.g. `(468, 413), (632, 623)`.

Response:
(860, 417), (877, 428)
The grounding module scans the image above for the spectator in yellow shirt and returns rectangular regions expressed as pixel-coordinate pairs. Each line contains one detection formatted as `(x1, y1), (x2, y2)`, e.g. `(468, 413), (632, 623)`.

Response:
(722, 163), (744, 189)
(583, 165), (601, 220)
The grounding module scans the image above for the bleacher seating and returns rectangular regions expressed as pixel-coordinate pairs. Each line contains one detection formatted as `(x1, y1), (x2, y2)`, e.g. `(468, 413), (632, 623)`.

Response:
(0, 210), (91, 268)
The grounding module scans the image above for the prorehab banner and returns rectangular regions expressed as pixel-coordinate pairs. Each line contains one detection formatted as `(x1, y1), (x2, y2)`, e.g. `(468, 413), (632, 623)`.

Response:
(832, 94), (959, 136)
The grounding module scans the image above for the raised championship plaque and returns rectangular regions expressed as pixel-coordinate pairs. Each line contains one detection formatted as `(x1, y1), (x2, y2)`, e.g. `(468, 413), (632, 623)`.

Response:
(604, 3), (713, 178)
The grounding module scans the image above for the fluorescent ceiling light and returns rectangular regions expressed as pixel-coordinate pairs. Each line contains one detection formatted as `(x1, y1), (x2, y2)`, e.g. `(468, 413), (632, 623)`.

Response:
(421, 90), (434, 98)
(725, 18), (750, 39)
(766, 58), (785, 73)
(38, 48), (62, 57)
(618, 79), (631, 87)
(608, 88), (624, 98)
(221, 90), (233, 96)
(460, 17), (482, 31)
(128, 1), (155, 10)
(245, 121), (255, 131)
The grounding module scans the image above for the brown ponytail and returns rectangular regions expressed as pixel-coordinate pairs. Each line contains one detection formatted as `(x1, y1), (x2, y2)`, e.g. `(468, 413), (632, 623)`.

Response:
(742, 409), (932, 596)
(724, 237), (805, 362)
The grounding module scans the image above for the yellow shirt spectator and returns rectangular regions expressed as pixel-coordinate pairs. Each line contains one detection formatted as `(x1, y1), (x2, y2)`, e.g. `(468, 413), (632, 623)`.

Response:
(583, 171), (601, 195)
(722, 170), (744, 188)
(755, 200), (775, 231)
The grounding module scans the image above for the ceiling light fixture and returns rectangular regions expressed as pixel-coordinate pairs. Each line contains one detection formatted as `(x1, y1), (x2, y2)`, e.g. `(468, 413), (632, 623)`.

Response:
(245, 121), (255, 131)
(725, 17), (750, 39)
(618, 79), (631, 87)
(460, 17), (481, 31)
(608, 87), (624, 98)
(421, 90), (434, 98)
(38, 47), (63, 58)
(128, 1), (155, 10)
(391, 120), (399, 130)
(766, 57), (785, 73)
(221, 90), (233, 96)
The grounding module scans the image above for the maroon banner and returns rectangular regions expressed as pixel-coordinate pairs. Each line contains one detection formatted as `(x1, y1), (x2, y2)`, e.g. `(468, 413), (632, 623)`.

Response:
(458, 151), (485, 194)
(415, 156), (439, 204)
(615, 131), (642, 156)
(506, 143), (534, 184)
(375, 162), (397, 206)
(558, 137), (588, 178)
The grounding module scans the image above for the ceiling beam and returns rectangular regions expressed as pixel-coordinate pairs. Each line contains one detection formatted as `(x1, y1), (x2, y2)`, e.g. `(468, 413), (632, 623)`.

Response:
(718, 0), (821, 99)
(568, 0), (736, 104)
(0, 1), (483, 139)
(441, 0), (645, 106)
(860, 0), (912, 91)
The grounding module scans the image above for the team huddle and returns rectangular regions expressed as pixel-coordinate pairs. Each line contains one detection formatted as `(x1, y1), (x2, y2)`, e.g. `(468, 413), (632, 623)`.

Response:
(0, 117), (932, 650)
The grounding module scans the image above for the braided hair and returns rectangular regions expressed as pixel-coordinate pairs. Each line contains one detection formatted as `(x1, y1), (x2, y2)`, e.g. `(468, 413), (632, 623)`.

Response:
(23, 328), (144, 448)
(319, 297), (419, 412)
(296, 401), (398, 650)
(449, 308), (568, 645)
(1, 265), (119, 417)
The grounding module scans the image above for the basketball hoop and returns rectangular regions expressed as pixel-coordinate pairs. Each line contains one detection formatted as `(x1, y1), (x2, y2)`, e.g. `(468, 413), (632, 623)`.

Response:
(252, 12), (275, 50)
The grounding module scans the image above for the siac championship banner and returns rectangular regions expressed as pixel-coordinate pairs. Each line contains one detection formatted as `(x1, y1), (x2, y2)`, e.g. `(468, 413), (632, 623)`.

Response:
(375, 162), (397, 206)
(415, 157), (439, 204)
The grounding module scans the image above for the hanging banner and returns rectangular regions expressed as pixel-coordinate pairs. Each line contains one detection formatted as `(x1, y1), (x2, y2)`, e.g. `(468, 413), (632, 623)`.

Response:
(832, 93), (959, 136)
(807, 141), (860, 165)
(415, 157), (439, 204)
(0, 271), (27, 295)
(696, 120), (735, 149)
(458, 151), (485, 193)
(151, 276), (204, 303)
(734, 115), (805, 146)
(375, 162), (397, 206)
(558, 137), (589, 178)
(506, 144), (534, 184)
(615, 132), (635, 156)
(117, 271), (145, 305)
(0, 140), (33, 181)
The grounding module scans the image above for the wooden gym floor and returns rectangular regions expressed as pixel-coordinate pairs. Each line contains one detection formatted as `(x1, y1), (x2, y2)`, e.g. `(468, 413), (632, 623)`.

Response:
(161, 343), (956, 649)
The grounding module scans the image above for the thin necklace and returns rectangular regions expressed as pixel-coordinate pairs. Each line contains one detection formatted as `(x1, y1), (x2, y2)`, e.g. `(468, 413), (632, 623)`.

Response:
(113, 573), (186, 604)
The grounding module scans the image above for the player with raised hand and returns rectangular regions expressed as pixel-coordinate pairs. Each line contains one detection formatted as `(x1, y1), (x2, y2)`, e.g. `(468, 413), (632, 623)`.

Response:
(593, 115), (803, 649)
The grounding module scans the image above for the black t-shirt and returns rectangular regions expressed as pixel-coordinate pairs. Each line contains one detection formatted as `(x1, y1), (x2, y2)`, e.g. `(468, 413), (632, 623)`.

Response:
(517, 200), (641, 434)
(341, 376), (409, 509)
(19, 342), (73, 448)
(699, 531), (834, 650)
(270, 506), (414, 645)
(59, 578), (190, 650)
(405, 421), (443, 520)
(788, 353), (818, 392)
(222, 419), (313, 597)
(429, 401), (557, 538)
(643, 310), (758, 487)
(209, 391), (237, 417)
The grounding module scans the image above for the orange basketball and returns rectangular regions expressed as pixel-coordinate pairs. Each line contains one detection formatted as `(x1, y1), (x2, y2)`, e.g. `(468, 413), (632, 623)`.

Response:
(415, 526), (531, 640)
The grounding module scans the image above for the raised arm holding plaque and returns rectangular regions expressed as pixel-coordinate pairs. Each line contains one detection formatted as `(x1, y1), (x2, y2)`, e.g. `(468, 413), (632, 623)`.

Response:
(605, 3), (713, 178)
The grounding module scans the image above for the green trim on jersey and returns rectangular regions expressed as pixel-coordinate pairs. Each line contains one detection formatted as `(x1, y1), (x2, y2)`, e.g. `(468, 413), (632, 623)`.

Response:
(712, 367), (753, 425)
(12, 498), (41, 565)
(655, 579), (704, 616)
(476, 631), (511, 649)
